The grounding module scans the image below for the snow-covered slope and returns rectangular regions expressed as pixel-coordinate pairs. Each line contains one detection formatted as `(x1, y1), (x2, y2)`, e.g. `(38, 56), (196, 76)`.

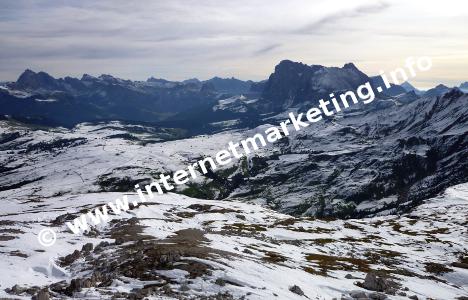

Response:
(0, 180), (467, 299)
(0, 87), (466, 299)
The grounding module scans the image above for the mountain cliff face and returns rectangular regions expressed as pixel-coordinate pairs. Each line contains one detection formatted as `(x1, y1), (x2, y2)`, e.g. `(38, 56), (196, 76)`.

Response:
(181, 89), (466, 218)
(259, 60), (370, 110)
(15, 69), (63, 91)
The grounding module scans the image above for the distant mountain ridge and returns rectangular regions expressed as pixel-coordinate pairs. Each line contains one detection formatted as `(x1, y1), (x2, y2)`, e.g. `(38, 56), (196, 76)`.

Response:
(400, 81), (421, 94)
(1, 69), (222, 127)
(0, 61), (464, 129)
(424, 84), (450, 98)
(205, 76), (254, 94)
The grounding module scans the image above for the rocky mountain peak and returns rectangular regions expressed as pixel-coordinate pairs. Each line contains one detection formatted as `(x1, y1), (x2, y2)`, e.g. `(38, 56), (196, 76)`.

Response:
(424, 83), (451, 97)
(400, 81), (420, 93)
(98, 74), (117, 81)
(260, 60), (369, 110)
(343, 62), (358, 70)
(81, 74), (97, 81)
(15, 69), (59, 91)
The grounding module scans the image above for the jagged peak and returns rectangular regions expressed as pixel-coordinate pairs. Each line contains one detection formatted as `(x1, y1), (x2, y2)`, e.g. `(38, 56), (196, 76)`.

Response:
(15, 69), (58, 90)
(275, 59), (365, 73)
(343, 62), (358, 70)
(183, 78), (201, 84)
(17, 69), (55, 82)
(147, 77), (171, 83)
(98, 74), (116, 80)
(434, 83), (449, 89)
(207, 76), (246, 82)
(277, 59), (296, 65)
(20, 69), (36, 76)
(81, 74), (97, 81)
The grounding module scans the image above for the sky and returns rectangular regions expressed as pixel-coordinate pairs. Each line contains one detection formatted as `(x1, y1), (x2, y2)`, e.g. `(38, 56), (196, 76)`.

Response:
(1, 0), (468, 89)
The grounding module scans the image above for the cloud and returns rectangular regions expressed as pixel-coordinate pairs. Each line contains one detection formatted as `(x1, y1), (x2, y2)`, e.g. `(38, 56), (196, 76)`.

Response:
(0, 0), (466, 86)
(253, 44), (281, 56)
(296, 1), (389, 34)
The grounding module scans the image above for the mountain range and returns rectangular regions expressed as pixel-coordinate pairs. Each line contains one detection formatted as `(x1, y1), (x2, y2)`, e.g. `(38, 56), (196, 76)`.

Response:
(0, 60), (461, 129)
(0, 60), (467, 299)
(0, 59), (466, 217)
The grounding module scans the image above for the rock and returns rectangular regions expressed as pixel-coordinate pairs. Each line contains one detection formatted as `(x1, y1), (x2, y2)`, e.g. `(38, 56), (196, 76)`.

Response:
(83, 278), (93, 288)
(361, 272), (396, 293)
(345, 274), (360, 279)
(49, 280), (68, 293)
(408, 296), (418, 300)
(136, 287), (152, 298)
(32, 289), (50, 300)
(215, 278), (226, 286)
(236, 214), (246, 220)
(161, 284), (172, 294)
(289, 285), (305, 296)
(82, 242), (93, 252)
(62, 250), (81, 266)
(94, 241), (110, 252)
(242, 248), (253, 254)
(398, 292), (407, 296)
(349, 290), (368, 298)
(368, 292), (388, 300)
(6, 284), (27, 295)
(66, 278), (83, 295)
(6, 284), (40, 296)
(27, 287), (41, 295)
(91, 271), (103, 284)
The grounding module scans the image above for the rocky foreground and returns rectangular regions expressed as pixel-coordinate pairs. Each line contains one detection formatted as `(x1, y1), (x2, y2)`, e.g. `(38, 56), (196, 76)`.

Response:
(0, 183), (467, 299)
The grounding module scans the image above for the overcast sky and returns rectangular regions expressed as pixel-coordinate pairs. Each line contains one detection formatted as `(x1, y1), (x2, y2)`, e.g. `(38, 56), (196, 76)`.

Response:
(1, 0), (467, 88)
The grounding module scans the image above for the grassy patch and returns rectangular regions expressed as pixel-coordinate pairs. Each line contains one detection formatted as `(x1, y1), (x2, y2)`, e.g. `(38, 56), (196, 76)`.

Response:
(304, 253), (371, 276)
(262, 251), (287, 263)
(424, 262), (453, 274)
(312, 238), (335, 246)
(222, 223), (267, 233)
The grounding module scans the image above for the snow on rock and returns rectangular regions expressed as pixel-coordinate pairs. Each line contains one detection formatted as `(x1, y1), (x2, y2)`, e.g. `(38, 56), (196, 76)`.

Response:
(0, 183), (466, 299)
